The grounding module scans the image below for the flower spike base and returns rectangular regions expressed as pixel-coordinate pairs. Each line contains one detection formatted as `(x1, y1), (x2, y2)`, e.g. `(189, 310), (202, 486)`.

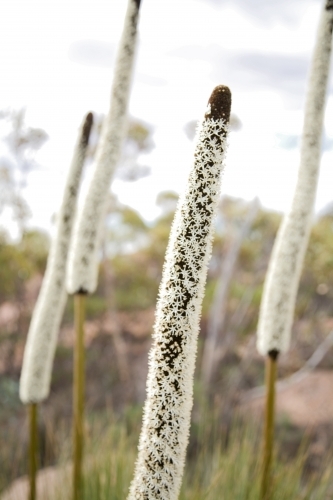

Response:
(261, 349), (279, 500)
(72, 292), (86, 500)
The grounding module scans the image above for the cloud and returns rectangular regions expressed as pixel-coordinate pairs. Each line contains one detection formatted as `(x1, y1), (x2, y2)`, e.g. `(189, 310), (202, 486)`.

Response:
(68, 39), (167, 87)
(200, 0), (321, 24)
(68, 39), (116, 68)
(169, 44), (333, 108)
(276, 132), (333, 151)
(226, 51), (309, 104)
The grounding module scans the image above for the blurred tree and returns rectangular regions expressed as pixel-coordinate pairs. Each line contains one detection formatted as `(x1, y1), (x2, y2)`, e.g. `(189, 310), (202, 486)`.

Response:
(156, 190), (178, 215)
(115, 117), (154, 181)
(86, 114), (154, 182)
(0, 109), (48, 236)
(104, 193), (149, 256)
(96, 191), (177, 314)
(17, 230), (49, 273)
(299, 214), (333, 318)
(0, 230), (49, 304)
(140, 192), (179, 281)
(201, 198), (259, 387)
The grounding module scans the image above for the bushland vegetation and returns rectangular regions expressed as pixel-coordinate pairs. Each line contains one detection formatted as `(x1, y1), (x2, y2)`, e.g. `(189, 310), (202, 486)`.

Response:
(1, 194), (333, 494)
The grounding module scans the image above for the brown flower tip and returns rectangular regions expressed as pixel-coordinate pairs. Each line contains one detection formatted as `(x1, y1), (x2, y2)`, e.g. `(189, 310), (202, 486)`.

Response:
(268, 349), (279, 361)
(82, 112), (93, 147)
(206, 85), (231, 123)
(133, 0), (141, 9)
(326, 0), (333, 11)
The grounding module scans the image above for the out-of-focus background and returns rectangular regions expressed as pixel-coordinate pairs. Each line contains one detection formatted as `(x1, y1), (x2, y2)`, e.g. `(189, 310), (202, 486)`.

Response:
(1, 0), (332, 238)
(2, 0), (333, 497)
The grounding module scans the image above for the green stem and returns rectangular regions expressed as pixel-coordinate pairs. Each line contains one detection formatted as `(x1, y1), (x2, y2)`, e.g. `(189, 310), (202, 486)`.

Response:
(261, 350), (278, 500)
(29, 403), (38, 500)
(73, 293), (86, 500)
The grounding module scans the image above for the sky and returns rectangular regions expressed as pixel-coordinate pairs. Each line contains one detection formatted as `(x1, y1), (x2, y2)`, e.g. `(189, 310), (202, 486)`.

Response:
(0, 0), (332, 236)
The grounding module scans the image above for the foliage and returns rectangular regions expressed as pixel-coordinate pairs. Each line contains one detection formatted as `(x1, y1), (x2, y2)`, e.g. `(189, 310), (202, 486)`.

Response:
(64, 295), (108, 323)
(46, 410), (333, 500)
(86, 115), (154, 182)
(300, 214), (333, 317)
(2, 196), (333, 495)
(0, 230), (48, 303)
(106, 202), (149, 256)
(17, 230), (49, 272)
(0, 108), (48, 235)
(111, 253), (159, 311)
(1, 195), (333, 327)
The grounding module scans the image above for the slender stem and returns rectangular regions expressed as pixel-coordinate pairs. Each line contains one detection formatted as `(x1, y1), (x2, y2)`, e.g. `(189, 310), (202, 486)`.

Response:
(261, 350), (278, 500)
(29, 403), (38, 500)
(73, 293), (86, 500)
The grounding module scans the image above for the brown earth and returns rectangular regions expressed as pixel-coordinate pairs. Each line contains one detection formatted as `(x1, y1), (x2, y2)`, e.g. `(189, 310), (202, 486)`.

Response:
(1, 465), (70, 500)
(242, 370), (333, 428)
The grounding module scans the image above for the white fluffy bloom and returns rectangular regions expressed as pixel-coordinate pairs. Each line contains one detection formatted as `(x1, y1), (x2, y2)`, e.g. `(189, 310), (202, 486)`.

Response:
(257, 1), (333, 356)
(20, 113), (93, 404)
(67, 0), (141, 295)
(128, 86), (231, 500)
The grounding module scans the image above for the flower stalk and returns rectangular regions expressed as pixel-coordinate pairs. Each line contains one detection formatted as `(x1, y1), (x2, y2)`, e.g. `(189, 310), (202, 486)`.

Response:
(72, 293), (86, 500)
(128, 85), (231, 500)
(29, 403), (38, 500)
(261, 350), (278, 500)
(257, 0), (333, 358)
(257, 2), (333, 497)
(18, 113), (92, 500)
(66, 2), (142, 496)
(67, 0), (142, 296)
(19, 112), (93, 405)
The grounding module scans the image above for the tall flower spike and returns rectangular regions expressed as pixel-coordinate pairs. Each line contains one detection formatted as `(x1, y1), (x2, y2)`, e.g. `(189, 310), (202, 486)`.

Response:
(19, 113), (93, 404)
(257, 0), (333, 356)
(128, 86), (231, 500)
(67, 0), (142, 295)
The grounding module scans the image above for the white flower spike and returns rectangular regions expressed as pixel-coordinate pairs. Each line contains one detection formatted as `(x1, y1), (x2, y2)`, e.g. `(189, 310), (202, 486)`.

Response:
(67, 0), (142, 295)
(128, 86), (231, 500)
(257, 0), (333, 356)
(19, 113), (93, 404)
